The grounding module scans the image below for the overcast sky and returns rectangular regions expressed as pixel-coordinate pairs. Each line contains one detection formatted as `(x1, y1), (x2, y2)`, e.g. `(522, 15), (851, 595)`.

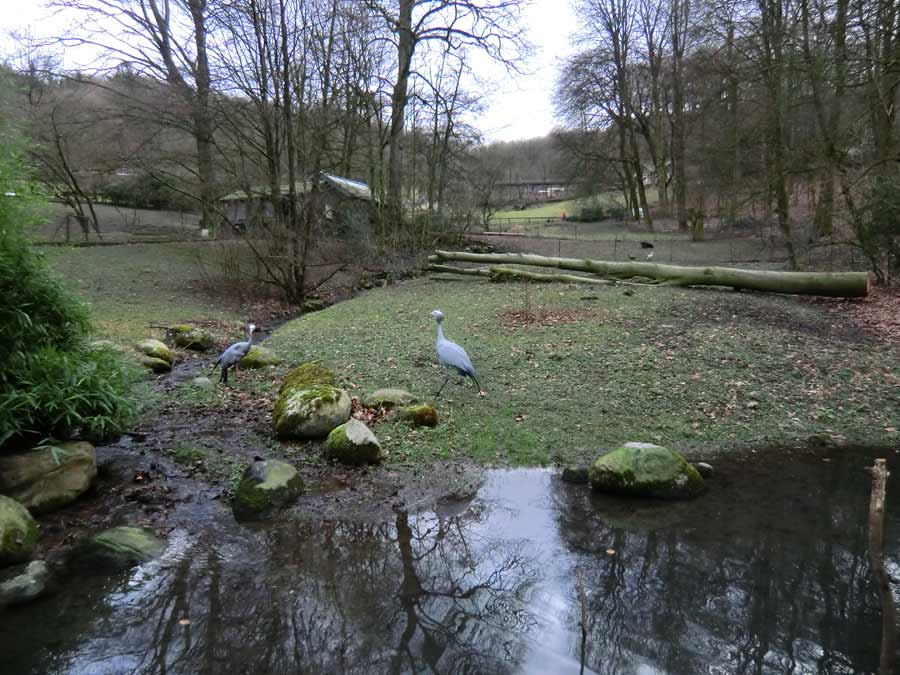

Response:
(0, 0), (579, 143)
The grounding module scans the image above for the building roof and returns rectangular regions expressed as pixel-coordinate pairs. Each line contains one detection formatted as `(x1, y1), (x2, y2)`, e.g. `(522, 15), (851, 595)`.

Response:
(220, 172), (372, 202)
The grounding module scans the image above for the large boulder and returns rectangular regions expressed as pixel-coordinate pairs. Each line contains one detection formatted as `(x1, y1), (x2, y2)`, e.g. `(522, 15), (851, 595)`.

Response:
(323, 419), (386, 465)
(588, 442), (705, 500)
(74, 526), (167, 570)
(0, 496), (39, 567)
(139, 356), (172, 373)
(362, 388), (418, 409)
(401, 404), (439, 428)
(240, 345), (282, 369)
(232, 460), (304, 519)
(0, 560), (51, 607)
(279, 363), (336, 395)
(273, 386), (351, 440)
(170, 324), (214, 351)
(0, 442), (97, 515)
(135, 339), (174, 365)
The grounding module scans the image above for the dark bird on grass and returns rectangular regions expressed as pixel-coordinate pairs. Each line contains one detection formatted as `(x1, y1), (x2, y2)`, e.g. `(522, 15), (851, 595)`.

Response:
(211, 323), (256, 385)
(628, 255), (637, 261)
(431, 310), (483, 397)
(640, 241), (654, 249)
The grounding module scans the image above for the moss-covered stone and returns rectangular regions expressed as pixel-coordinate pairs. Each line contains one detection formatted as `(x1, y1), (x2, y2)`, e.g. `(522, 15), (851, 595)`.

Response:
(240, 345), (282, 369)
(170, 325), (214, 351)
(278, 363), (336, 396)
(74, 526), (167, 570)
(401, 404), (438, 428)
(273, 386), (351, 440)
(232, 460), (304, 519)
(0, 442), (97, 515)
(363, 388), (418, 409)
(589, 442), (705, 500)
(0, 560), (51, 607)
(135, 338), (174, 365)
(0, 496), (39, 567)
(139, 355), (172, 373)
(323, 419), (386, 465)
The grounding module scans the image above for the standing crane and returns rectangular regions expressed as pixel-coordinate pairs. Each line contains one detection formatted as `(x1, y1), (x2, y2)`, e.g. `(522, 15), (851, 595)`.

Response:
(431, 310), (483, 397)
(211, 323), (256, 385)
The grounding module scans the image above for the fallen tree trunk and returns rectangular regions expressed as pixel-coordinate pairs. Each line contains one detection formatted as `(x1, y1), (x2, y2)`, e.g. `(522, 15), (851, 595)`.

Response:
(430, 250), (870, 298)
(430, 264), (619, 286)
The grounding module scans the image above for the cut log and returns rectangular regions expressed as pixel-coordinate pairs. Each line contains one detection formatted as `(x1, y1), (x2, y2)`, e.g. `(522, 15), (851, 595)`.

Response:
(430, 250), (870, 298)
(430, 264), (620, 286)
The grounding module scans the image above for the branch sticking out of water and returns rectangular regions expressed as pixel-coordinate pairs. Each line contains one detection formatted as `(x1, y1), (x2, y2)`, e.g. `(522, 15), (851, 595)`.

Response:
(867, 458), (897, 675)
(576, 568), (589, 675)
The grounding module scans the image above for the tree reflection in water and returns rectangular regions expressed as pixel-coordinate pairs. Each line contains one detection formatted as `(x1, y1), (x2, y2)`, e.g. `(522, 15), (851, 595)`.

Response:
(1, 453), (896, 675)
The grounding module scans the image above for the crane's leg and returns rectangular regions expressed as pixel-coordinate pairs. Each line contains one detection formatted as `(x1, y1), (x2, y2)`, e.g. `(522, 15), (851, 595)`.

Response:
(434, 373), (451, 397)
(220, 366), (229, 385)
(470, 374), (484, 396)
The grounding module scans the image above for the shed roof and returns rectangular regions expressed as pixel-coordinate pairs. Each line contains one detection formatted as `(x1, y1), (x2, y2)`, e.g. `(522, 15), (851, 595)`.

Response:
(220, 172), (372, 202)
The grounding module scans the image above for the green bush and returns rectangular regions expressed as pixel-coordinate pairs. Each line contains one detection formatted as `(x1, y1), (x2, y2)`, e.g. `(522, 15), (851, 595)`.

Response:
(856, 176), (900, 283)
(98, 173), (195, 212)
(0, 100), (136, 450)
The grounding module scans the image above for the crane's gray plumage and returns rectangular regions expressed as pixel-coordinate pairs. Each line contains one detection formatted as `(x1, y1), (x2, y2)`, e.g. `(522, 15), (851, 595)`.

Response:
(212, 323), (256, 385)
(431, 309), (482, 396)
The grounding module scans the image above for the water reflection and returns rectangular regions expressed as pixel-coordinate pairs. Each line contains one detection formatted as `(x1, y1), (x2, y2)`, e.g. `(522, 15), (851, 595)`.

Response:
(1, 452), (897, 675)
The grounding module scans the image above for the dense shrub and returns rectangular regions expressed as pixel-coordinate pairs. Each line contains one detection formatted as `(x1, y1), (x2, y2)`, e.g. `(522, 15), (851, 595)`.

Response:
(98, 173), (195, 212)
(855, 176), (900, 284)
(0, 114), (136, 450)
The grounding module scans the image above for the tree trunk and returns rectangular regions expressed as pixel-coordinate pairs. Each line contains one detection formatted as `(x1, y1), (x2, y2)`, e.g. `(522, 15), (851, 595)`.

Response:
(188, 0), (215, 232)
(430, 250), (870, 297)
(387, 0), (414, 230)
(671, 0), (688, 230)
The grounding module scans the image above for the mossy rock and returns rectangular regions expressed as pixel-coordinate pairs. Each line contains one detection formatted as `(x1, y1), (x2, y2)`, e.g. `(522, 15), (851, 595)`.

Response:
(273, 386), (351, 440)
(191, 376), (215, 390)
(135, 339), (174, 365)
(589, 442), (705, 500)
(240, 345), (282, 369)
(401, 404), (438, 428)
(232, 460), (304, 519)
(139, 355), (172, 373)
(0, 441), (97, 515)
(74, 526), (167, 570)
(0, 496), (39, 567)
(279, 363), (336, 396)
(362, 388), (418, 409)
(170, 325), (214, 351)
(0, 560), (51, 607)
(323, 419), (386, 465)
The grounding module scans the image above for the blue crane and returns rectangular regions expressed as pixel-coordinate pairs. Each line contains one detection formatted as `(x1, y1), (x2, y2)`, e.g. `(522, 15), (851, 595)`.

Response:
(211, 323), (256, 385)
(431, 309), (483, 397)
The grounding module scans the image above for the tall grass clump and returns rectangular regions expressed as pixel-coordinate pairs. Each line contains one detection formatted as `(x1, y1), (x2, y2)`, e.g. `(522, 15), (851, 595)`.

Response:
(0, 97), (136, 450)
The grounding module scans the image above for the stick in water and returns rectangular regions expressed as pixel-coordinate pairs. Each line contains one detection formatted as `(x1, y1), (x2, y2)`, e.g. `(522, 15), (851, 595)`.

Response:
(867, 458), (897, 675)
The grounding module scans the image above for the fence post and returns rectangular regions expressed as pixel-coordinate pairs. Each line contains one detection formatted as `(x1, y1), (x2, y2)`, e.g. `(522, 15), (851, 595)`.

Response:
(613, 236), (618, 261)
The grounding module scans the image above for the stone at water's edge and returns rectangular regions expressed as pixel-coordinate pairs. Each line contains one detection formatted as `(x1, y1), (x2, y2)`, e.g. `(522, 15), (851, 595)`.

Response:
(0, 560), (51, 607)
(0, 442), (97, 515)
(323, 419), (386, 465)
(693, 462), (714, 479)
(401, 404), (439, 428)
(135, 339), (174, 365)
(0, 496), (39, 567)
(279, 363), (336, 395)
(191, 376), (215, 390)
(232, 460), (304, 519)
(273, 386), (352, 440)
(74, 526), (167, 570)
(240, 345), (282, 369)
(140, 356), (172, 373)
(589, 442), (705, 500)
(170, 324), (214, 351)
(362, 388), (418, 409)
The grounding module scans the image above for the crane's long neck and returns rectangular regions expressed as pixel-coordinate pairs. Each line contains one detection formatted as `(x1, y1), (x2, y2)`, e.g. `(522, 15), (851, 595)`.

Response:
(436, 322), (445, 344)
(247, 328), (255, 345)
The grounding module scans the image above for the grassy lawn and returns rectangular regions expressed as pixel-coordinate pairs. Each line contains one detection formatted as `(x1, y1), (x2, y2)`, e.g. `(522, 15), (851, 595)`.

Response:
(265, 277), (900, 466)
(493, 188), (659, 221)
(43, 242), (243, 344)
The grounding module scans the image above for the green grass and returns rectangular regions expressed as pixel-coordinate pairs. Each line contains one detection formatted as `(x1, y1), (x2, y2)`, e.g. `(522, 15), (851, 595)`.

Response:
(264, 278), (900, 467)
(493, 189), (659, 221)
(42, 242), (243, 344)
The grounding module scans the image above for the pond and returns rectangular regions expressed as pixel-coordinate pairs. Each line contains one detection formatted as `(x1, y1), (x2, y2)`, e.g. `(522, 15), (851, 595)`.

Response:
(2, 448), (898, 674)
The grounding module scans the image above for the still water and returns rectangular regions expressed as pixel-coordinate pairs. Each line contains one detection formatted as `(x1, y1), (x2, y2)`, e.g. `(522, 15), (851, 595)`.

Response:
(2, 449), (898, 674)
